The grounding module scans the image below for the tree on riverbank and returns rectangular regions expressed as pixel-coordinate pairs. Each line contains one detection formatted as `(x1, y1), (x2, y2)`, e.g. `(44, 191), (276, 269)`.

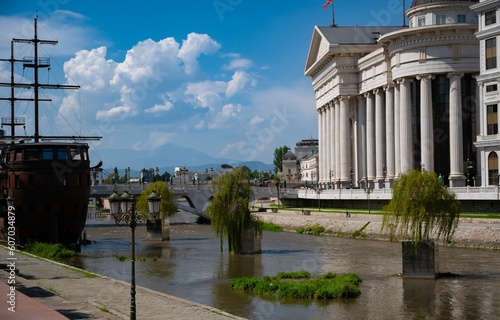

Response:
(207, 168), (261, 253)
(381, 169), (460, 244)
(136, 181), (177, 218)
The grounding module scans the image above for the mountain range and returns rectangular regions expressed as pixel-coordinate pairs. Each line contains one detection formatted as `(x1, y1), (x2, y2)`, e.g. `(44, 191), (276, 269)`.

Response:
(92, 143), (274, 176)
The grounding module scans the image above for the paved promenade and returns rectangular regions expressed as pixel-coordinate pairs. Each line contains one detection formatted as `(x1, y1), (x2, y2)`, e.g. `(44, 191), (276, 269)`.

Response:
(0, 247), (244, 320)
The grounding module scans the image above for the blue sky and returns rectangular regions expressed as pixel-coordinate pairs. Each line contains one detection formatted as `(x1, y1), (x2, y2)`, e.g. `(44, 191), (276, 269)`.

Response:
(0, 0), (408, 166)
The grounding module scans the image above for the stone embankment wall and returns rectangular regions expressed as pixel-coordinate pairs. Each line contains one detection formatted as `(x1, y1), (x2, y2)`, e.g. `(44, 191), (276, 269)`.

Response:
(254, 211), (500, 251)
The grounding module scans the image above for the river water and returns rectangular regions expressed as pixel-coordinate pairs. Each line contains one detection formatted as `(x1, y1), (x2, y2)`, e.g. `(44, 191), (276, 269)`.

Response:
(79, 212), (500, 320)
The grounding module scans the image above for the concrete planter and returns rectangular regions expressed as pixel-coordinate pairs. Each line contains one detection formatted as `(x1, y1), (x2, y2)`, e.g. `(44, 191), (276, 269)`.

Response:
(240, 228), (262, 254)
(146, 218), (170, 241)
(401, 240), (439, 279)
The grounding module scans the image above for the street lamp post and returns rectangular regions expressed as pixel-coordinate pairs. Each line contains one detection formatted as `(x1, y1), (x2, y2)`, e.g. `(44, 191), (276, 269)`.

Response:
(109, 190), (137, 320)
(148, 190), (161, 221)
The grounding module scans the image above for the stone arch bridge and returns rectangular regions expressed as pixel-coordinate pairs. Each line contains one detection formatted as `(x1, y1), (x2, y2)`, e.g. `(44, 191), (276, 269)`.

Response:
(90, 184), (277, 220)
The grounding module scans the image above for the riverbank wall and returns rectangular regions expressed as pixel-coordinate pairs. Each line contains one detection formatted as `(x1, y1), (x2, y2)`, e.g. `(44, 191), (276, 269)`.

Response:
(253, 210), (500, 251)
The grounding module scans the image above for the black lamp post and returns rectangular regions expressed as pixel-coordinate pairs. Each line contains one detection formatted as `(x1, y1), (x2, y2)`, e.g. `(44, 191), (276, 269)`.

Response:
(147, 190), (161, 221)
(109, 190), (137, 320)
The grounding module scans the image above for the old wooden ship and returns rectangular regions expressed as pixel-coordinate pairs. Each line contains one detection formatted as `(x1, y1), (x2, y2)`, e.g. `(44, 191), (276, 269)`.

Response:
(0, 17), (102, 245)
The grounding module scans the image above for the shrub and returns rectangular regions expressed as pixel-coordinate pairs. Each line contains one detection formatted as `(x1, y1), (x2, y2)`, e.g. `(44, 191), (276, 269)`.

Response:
(23, 242), (75, 260)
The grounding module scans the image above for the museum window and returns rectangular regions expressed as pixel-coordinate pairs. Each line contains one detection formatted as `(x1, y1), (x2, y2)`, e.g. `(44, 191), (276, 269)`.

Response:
(485, 10), (496, 26)
(457, 14), (466, 23)
(436, 15), (445, 25)
(418, 17), (426, 26)
(486, 84), (498, 92)
(487, 104), (498, 135)
(486, 38), (497, 70)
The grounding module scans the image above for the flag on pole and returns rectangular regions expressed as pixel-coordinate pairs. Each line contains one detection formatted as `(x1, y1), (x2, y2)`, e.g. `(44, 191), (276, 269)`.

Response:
(323, 0), (333, 11)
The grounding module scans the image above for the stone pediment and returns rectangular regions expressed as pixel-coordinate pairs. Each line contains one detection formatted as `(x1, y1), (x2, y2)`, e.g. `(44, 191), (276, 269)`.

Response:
(305, 26), (406, 78)
(304, 26), (329, 77)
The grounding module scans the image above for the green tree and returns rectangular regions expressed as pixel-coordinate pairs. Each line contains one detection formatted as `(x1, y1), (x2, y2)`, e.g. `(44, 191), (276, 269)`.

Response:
(381, 169), (460, 245)
(273, 145), (290, 174)
(239, 165), (252, 180)
(136, 181), (177, 218)
(207, 168), (260, 253)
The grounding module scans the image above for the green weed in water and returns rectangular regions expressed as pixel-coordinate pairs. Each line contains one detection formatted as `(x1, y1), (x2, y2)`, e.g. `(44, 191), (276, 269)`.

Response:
(230, 271), (362, 299)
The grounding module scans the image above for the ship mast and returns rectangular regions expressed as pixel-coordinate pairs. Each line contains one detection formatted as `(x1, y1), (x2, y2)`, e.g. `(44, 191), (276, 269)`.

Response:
(0, 17), (100, 142)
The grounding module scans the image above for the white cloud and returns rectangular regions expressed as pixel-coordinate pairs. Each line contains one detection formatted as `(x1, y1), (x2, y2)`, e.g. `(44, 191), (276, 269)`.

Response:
(145, 102), (174, 114)
(64, 47), (117, 91)
(208, 103), (242, 129)
(223, 58), (252, 70)
(226, 71), (256, 98)
(96, 106), (134, 120)
(111, 37), (181, 85)
(184, 81), (226, 109)
(250, 115), (264, 125)
(178, 33), (220, 75)
(145, 95), (174, 113)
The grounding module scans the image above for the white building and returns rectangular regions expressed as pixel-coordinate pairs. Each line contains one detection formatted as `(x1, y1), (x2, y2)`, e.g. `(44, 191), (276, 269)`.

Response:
(300, 153), (319, 186)
(472, 0), (500, 186)
(305, 0), (481, 189)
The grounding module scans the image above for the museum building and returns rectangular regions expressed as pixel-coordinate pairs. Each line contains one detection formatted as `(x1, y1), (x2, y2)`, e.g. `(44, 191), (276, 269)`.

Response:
(305, 0), (485, 189)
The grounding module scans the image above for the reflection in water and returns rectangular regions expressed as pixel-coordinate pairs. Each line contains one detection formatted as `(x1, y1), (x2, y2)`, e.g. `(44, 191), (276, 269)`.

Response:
(80, 213), (500, 320)
(403, 279), (436, 318)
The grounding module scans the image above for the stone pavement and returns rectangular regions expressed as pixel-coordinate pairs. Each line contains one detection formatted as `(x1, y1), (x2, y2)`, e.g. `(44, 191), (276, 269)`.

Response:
(0, 247), (245, 320)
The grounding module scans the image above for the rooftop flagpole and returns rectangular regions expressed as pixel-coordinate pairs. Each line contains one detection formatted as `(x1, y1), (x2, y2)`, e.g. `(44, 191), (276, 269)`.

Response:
(323, 0), (336, 27)
(332, 0), (336, 27)
(402, 0), (407, 27)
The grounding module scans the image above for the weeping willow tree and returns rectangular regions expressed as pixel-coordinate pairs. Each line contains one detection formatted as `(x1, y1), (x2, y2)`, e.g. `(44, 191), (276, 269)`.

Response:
(136, 181), (177, 218)
(381, 169), (460, 245)
(207, 168), (260, 254)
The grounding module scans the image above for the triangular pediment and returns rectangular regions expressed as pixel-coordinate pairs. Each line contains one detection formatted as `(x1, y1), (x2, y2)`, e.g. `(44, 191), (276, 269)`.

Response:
(304, 26), (329, 76)
(304, 25), (406, 78)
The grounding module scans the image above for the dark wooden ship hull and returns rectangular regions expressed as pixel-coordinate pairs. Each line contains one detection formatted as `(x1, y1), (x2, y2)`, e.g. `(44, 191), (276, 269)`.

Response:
(0, 142), (91, 245)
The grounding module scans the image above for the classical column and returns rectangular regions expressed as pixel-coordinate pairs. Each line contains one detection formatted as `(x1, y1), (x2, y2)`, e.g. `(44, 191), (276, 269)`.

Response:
(321, 106), (327, 184)
(317, 107), (323, 185)
(394, 82), (401, 176)
(384, 84), (395, 183)
(375, 88), (386, 187)
(476, 81), (484, 186)
(418, 74), (435, 173)
(448, 72), (466, 187)
(477, 81), (486, 136)
(335, 99), (341, 185)
(399, 78), (413, 173)
(365, 91), (375, 182)
(339, 96), (351, 184)
(325, 104), (331, 186)
(357, 95), (367, 185)
(329, 102), (336, 186)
